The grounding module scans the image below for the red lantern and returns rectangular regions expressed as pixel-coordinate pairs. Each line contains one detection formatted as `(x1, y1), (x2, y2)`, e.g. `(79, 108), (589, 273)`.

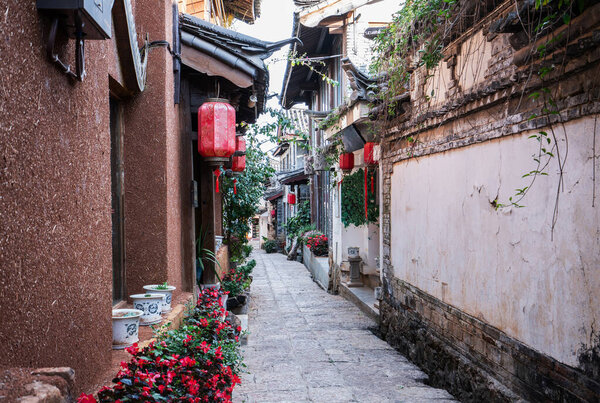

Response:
(198, 99), (236, 165)
(232, 136), (246, 172)
(364, 142), (378, 165)
(339, 152), (354, 171)
(287, 193), (296, 204)
(271, 209), (276, 218)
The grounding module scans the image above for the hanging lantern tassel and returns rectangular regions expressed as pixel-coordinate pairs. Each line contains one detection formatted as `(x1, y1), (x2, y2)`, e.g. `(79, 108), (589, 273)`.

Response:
(213, 169), (221, 193)
(233, 179), (237, 195)
(371, 171), (374, 194)
(364, 168), (368, 220)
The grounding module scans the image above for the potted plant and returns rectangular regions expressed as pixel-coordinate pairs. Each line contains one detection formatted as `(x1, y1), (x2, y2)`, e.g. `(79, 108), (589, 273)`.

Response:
(143, 282), (176, 313)
(130, 293), (163, 325)
(111, 309), (144, 349)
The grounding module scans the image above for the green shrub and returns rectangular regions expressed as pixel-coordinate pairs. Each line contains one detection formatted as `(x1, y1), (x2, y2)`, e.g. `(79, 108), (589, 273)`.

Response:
(263, 239), (277, 253)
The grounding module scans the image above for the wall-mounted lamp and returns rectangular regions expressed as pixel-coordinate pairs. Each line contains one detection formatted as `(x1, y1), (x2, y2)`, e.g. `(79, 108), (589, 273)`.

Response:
(247, 94), (258, 108)
(37, 0), (115, 81)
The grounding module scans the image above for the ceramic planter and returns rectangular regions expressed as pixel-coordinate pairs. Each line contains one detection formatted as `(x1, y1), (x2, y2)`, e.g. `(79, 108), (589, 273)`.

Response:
(130, 293), (163, 325)
(348, 247), (360, 258)
(143, 285), (176, 313)
(112, 309), (143, 349)
(215, 235), (224, 252)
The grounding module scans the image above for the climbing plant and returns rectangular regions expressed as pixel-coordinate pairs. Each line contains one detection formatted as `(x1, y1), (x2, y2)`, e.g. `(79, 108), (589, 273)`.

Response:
(369, 0), (596, 234)
(341, 169), (378, 227)
(221, 132), (274, 261)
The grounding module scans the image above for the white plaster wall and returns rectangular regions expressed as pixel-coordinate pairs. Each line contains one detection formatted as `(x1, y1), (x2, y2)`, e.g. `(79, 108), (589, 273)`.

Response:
(259, 212), (268, 248)
(389, 117), (600, 367)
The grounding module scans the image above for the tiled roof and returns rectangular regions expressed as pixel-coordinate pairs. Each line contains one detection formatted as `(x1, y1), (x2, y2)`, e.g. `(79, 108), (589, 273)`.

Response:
(294, 0), (324, 7)
(281, 108), (310, 135)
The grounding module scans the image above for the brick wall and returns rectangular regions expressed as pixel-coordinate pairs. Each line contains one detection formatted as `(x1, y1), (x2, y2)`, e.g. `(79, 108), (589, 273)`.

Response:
(380, 279), (600, 402)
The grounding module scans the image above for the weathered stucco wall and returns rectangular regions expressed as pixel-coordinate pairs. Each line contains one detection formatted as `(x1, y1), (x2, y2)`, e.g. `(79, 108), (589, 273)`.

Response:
(379, 3), (600, 399)
(122, 0), (184, 298)
(389, 117), (600, 368)
(0, 0), (190, 393)
(0, 1), (112, 392)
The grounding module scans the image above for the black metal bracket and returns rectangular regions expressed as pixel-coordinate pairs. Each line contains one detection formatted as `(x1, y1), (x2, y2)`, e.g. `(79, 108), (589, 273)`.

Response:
(46, 15), (86, 81)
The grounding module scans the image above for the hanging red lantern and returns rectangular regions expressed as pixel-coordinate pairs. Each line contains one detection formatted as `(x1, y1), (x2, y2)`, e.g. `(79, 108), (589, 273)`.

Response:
(364, 142), (378, 165)
(339, 152), (354, 171)
(232, 135), (246, 172)
(198, 99), (236, 165)
(287, 193), (296, 205)
(271, 209), (276, 218)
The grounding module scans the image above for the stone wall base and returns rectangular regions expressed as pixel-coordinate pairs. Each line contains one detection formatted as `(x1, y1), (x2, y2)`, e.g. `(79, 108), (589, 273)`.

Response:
(380, 279), (600, 402)
(0, 367), (75, 402)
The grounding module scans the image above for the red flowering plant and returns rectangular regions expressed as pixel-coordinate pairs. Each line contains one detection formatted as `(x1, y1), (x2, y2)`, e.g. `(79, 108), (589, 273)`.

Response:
(80, 288), (243, 403)
(221, 259), (255, 298)
(305, 233), (329, 257)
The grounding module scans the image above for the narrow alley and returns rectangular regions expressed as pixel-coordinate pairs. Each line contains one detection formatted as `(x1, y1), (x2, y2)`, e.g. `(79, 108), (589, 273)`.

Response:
(234, 250), (456, 403)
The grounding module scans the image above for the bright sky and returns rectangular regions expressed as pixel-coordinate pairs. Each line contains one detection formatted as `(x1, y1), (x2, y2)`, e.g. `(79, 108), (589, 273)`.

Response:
(231, 0), (297, 152)
(232, 0), (297, 106)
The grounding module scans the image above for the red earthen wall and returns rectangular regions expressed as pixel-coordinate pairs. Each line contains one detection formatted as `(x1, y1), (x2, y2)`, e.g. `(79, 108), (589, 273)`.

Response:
(0, 1), (112, 392)
(0, 0), (191, 392)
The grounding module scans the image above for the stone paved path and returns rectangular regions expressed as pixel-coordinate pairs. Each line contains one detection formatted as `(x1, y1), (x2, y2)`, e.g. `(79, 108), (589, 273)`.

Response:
(233, 250), (457, 403)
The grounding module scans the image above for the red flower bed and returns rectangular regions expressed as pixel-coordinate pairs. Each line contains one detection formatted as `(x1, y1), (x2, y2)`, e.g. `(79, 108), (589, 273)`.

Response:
(306, 234), (328, 257)
(78, 289), (243, 402)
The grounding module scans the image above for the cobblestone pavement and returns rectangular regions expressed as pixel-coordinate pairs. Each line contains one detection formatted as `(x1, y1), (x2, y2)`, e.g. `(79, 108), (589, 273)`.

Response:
(233, 250), (456, 403)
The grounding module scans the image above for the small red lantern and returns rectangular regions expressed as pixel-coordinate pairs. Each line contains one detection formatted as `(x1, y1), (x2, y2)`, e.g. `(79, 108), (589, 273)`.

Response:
(339, 152), (354, 171)
(198, 99), (236, 165)
(271, 209), (276, 218)
(287, 193), (296, 204)
(364, 142), (378, 165)
(232, 135), (246, 172)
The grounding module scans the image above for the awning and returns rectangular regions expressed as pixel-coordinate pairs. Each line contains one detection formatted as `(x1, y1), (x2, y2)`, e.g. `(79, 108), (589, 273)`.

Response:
(265, 190), (283, 201)
(299, 0), (381, 28)
(280, 168), (309, 185)
(281, 13), (335, 108)
(180, 14), (300, 116)
(272, 142), (290, 157)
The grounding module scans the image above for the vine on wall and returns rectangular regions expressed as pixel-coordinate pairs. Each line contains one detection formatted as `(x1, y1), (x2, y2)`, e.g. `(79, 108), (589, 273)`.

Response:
(341, 168), (379, 227)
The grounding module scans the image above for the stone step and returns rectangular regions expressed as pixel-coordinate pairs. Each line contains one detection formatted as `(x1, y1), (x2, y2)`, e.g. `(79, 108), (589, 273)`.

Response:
(339, 283), (380, 323)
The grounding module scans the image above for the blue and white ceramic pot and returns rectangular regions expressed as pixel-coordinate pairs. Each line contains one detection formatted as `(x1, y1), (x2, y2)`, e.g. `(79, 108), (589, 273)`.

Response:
(130, 293), (164, 325)
(143, 285), (176, 313)
(112, 309), (143, 349)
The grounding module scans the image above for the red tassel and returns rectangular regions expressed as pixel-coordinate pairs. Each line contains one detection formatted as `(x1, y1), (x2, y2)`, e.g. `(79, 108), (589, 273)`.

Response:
(213, 169), (221, 193)
(233, 179), (237, 195)
(371, 172), (374, 194)
(364, 168), (368, 220)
